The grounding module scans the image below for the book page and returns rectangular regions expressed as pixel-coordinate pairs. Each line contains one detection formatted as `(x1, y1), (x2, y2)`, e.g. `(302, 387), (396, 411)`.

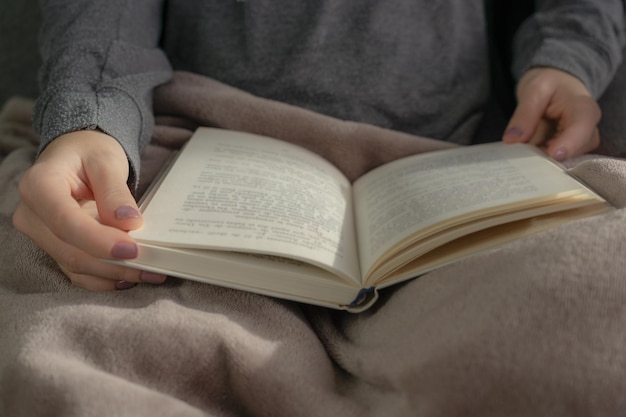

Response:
(132, 128), (361, 284)
(352, 143), (598, 275)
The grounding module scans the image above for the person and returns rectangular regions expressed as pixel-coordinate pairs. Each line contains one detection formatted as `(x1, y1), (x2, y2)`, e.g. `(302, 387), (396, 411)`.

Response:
(13, 0), (626, 291)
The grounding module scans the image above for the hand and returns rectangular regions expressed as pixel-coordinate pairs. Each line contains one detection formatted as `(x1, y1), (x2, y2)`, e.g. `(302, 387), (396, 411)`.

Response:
(13, 130), (167, 290)
(502, 67), (601, 161)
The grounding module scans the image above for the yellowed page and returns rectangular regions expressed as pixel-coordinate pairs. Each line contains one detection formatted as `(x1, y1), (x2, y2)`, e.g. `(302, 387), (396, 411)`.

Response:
(352, 142), (602, 277)
(374, 202), (611, 288)
(131, 128), (361, 285)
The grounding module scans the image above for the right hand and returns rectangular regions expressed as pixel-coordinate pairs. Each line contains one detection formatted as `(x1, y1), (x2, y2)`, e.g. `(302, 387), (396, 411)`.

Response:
(13, 130), (167, 290)
(502, 67), (601, 161)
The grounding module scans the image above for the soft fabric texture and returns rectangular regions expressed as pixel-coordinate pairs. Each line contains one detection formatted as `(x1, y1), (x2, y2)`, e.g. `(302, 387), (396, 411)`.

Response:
(3, 72), (626, 415)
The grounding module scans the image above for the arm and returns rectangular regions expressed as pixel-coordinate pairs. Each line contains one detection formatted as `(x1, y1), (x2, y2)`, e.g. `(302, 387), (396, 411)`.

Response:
(502, 0), (625, 159)
(35, 0), (172, 182)
(14, 0), (173, 290)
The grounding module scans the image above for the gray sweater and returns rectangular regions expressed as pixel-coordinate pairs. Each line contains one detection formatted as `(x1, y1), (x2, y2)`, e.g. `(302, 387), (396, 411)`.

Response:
(34, 0), (625, 184)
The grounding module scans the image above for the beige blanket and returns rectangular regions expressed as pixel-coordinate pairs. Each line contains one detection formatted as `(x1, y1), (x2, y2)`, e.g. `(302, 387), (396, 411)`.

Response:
(2, 73), (626, 416)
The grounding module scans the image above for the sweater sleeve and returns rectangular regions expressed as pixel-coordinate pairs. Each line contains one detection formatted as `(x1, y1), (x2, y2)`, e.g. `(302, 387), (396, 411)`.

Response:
(511, 0), (625, 99)
(34, 0), (173, 188)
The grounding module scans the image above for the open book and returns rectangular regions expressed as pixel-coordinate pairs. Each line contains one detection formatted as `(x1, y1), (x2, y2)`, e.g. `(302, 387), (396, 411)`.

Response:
(121, 128), (612, 311)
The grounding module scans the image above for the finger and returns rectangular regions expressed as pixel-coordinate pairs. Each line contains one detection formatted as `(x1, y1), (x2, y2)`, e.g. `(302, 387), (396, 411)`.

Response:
(545, 98), (601, 160)
(18, 166), (138, 260)
(502, 91), (551, 144)
(63, 267), (167, 291)
(89, 167), (143, 232)
(61, 267), (132, 291)
(82, 142), (144, 231)
(547, 126), (600, 161)
(14, 202), (166, 289)
(526, 119), (557, 148)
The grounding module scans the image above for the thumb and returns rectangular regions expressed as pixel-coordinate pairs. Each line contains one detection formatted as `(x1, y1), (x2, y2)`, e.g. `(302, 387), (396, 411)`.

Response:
(85, 139), (143, 231)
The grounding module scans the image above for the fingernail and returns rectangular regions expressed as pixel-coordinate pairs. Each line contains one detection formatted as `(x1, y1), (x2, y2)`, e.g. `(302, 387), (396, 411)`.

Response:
(504, 127), (524, 138)
(111, 242), (138, 259)
(115, 205), (141, 220)
(116, 280), (136, 290)
(553, 147), (567, 161)
(140, 271), (167, 284)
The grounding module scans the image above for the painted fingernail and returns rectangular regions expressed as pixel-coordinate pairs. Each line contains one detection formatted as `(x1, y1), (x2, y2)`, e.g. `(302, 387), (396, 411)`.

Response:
(140, 271), (167, 284)
(115, 205), (141, 220)
(505, 127), (524, 138)
(116, 280), (136, 290)
(554, 147), (567, 161)
(111, 242), (138, 259)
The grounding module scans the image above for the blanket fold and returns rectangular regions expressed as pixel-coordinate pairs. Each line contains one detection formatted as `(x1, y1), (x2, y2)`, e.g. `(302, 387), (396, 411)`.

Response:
(2, 73), (626, 416)
(150, 72), (454, 181)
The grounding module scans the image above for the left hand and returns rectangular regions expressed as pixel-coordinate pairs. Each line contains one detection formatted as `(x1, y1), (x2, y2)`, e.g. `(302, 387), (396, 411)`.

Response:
(502, 67), (601, 161)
